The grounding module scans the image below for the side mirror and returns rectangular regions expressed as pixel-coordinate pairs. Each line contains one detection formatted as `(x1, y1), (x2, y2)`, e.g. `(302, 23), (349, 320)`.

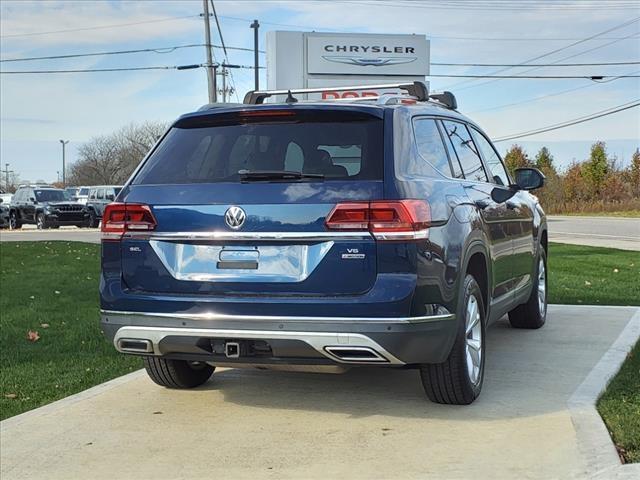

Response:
(514, 167), (545, 190)
(30, 197), (37, 203)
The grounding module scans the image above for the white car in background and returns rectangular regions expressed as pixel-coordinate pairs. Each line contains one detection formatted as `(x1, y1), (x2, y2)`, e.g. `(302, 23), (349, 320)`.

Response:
(74, 186), (90, 205)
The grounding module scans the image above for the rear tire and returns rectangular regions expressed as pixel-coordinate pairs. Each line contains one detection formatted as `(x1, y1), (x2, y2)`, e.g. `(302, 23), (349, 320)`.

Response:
(508, 248), (547, 329)
(143, 357), (214, 388)
(420, 274), (486, 405)
(36, 213), (47, 230)
(9, 212), (22, 229)
(88, 211), (99, 228)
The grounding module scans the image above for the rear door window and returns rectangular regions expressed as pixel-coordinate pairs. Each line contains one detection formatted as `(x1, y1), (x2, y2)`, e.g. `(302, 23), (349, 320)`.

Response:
(470, 128), (510, 186)
(97, 188), (105, 200)
(132, 111), (383, 184)
(441, 120), (488, 183)
(412, 118), (453, 177)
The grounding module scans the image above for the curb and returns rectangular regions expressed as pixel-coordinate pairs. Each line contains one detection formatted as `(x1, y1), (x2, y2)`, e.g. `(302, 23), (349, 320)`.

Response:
(568, 307), (640, 479)
(0, 370), (145, 430)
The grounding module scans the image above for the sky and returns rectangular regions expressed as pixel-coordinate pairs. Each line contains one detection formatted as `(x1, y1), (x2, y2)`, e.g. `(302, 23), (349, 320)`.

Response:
(1, 0), (639, 183)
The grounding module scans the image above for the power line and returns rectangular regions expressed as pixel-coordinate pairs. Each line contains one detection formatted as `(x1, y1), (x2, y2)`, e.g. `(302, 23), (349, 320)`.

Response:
(344, 1), (640, 11)
(210, 0), (239, 102)
(0, 14), (198, 38)
(0, 43), (262, 63)
(432, 61), (640, 67)
(431, 74), (640, 78)
(0, 64), (262, 74)
(445, 16), (640, 90)
(468, 70), (640, 114)
(493, 100), (640, 142)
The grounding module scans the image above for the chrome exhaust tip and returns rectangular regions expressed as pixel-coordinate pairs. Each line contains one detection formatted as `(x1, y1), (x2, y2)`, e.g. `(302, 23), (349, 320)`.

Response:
(117, 338), (153, 353)
(324, 346), (389, 363)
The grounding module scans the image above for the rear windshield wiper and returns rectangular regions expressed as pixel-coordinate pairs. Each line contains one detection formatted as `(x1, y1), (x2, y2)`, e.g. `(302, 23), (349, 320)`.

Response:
(238, 169), (324, 182)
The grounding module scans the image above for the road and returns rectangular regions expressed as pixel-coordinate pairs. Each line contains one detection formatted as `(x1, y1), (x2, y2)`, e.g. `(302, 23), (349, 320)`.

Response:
(1, 305), (638, 479)
(1, 216), (638, 251)
(548, 215), (639, 251)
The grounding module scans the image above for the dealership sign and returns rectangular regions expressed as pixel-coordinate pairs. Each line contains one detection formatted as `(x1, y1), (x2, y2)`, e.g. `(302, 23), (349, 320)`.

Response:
(266, 31), (430, 99)
(307, 34), (428, 76)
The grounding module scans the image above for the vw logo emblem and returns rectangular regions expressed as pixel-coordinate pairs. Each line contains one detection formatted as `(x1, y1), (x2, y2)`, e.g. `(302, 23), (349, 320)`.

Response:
(224, 206), (246, 230)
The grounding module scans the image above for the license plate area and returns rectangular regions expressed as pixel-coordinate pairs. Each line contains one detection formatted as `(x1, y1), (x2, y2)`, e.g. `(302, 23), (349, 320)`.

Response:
(149, 239), (334, 283)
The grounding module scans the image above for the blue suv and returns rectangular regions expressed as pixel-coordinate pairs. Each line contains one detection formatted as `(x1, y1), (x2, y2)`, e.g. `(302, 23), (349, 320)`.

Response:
(100, 82), (547, 405)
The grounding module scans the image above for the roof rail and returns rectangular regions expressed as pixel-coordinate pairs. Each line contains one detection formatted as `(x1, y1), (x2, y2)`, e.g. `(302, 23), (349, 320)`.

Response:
(429, 91), (457, 110)
(243, 81), (429, 104)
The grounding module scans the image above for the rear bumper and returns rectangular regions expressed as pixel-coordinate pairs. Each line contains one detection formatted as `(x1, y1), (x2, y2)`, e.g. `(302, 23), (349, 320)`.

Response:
(101, 309), (457, 366)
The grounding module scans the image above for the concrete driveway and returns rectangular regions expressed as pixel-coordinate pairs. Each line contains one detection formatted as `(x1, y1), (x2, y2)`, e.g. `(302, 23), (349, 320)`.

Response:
(548, 215), (639, 251)
(1, 305), (637, 480)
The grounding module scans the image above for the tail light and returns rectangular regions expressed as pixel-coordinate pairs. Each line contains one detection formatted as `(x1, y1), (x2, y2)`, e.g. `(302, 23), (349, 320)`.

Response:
(101, 203), (157, 240)
(325, 200), (430, 240)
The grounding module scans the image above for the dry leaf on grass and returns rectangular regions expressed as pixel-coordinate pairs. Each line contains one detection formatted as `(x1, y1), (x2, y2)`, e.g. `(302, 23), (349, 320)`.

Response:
(40, 323), (50, 328)
(4, 393), (17, 399)
(27, 330), (40, 342)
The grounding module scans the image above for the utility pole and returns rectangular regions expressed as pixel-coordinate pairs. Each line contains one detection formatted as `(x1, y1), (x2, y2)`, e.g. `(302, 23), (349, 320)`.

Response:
(250, 20), (260, 91)
(59, 140), (69, 187)
(202, 0), (217, 103)
(221, 67), (227, 102)
(3, 163), (13, 191)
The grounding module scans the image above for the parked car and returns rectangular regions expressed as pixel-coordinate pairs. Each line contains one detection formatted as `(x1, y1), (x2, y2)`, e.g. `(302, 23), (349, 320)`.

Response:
(86, 185), (123, 227)
(74, 186), (90, 205)
(0, 198), (9, 228)
(0, 193), (13, 205)
(9, 186), (91, 229)
(100, 82), (547, 405)
(64, 187), (79, 200)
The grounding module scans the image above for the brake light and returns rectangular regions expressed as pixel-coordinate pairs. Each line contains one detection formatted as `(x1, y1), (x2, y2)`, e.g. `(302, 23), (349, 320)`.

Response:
(101, 203), (157, 240)
(325, 200), (430, 240)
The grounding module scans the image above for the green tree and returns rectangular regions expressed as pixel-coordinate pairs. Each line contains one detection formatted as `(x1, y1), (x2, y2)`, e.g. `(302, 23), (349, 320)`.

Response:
(627, 148), (640, 197)
(534, 146), (557, 177)
(582, 141), (609, 196)
(503, 144), (532, 177)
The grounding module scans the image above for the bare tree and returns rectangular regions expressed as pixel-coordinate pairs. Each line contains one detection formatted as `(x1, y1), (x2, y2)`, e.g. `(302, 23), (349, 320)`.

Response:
(68, 121), (167, 186)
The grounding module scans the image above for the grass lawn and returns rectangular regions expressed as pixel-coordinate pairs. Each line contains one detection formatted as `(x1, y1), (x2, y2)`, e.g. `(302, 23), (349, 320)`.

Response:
(547, 243), (639, 306)
(0, 241), (139, 421)
(0, 241), (638, 421)
(597, 343), (640, 463)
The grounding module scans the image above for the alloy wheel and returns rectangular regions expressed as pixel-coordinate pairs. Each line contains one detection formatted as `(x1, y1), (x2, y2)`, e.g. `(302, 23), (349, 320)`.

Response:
(465, 294), (483, 386)
(537, 258), (547, 314)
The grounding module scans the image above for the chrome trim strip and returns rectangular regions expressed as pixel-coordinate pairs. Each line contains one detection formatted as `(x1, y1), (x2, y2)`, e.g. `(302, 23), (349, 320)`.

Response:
(122, 231), (373, 242)
(112, 326), (405, 365)
(101, 309), (455, 325)
(372, 229), (429, 241)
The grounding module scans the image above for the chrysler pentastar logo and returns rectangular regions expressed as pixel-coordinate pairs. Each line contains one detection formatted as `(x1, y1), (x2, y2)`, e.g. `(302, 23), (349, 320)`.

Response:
(322, 56), (417, 67)
(224, 206), (246, 229)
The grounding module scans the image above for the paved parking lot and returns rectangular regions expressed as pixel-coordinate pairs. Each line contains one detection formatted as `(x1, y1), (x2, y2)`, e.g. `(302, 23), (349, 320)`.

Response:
(1, 305), (637, 479)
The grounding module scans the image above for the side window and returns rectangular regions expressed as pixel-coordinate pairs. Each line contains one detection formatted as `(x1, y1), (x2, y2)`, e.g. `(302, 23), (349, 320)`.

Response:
(412, 118), (452, 177)
(284, 142), (304, 172)
(441, 120), (488, 183)
(97, 188), (105, 200)
(470, 128), (510, 186)
(89, 189), (97, 200)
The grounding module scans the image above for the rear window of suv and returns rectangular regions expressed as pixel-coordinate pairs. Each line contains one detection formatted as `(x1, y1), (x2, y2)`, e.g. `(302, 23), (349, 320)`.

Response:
(133, 110), (383, 184)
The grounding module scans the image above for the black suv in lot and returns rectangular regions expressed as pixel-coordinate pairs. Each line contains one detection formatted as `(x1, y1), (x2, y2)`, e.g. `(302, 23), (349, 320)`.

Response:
(9, 186), (91, 229)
